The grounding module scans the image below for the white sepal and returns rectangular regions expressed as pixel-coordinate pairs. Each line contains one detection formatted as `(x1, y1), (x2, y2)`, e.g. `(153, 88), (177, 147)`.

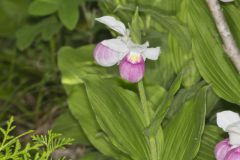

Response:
(95, 16), (128, 36)
(143, 47), (161, 60)
(101, 38), (129, 54)
(128, 41), (149, 54)
(217, 111), (240, 131)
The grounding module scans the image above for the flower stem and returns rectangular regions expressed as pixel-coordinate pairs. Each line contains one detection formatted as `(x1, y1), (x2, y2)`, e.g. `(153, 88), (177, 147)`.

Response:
(137, 80), (157, 160)
(138, 80), (150, 124)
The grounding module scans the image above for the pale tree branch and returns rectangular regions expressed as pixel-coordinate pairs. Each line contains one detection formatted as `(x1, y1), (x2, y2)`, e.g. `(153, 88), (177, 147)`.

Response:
(206, 0), (240, 73)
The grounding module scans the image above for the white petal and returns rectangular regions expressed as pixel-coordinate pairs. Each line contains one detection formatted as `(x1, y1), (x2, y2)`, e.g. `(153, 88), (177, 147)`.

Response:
(143, 47), (161, 60)
(217, 111), (240, 131)
(101, 38), (129, 54)
(95, 16), (127, 36)
(127, 40), (149, 49)
(128, 41), (149, 54)
(220, 0), (234, 2)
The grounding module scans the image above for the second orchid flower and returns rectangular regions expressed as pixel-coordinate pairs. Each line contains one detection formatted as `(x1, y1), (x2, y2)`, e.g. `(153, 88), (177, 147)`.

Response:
(215, 111), (240, 160)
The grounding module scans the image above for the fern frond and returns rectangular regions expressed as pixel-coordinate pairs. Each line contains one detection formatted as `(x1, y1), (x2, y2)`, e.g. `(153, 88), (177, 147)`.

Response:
(0, 117), (73, 160)
(32, 130), (73, 159)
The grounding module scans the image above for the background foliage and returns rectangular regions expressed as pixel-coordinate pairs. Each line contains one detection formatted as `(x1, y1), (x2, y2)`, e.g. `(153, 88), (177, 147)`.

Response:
(0, 0), (239, 159)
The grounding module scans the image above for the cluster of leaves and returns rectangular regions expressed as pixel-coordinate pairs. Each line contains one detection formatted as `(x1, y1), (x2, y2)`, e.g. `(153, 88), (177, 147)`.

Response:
(1, 0), (240, 159)
(0, 0), (99, 132)
(54, 0), (240, 160)
(0, 117), (73, 159)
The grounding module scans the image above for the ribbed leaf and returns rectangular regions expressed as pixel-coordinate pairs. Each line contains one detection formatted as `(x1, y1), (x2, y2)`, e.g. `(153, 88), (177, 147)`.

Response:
(58, 46), (130, 159)
(58, 45), (108, 85)
(166, 81), (206, 119)
(223, 3), (240, 49)
(84, 78), (151, 160)
(146, 85), (166, 111)
(66, 84), (128, 159)
(162, 87), (207, 160)
(195, 125), (224, 160)
(189, 0), (240, 104)
(100, 2), (191, 52)
(146, 73), (182, 136)
(52, 111), (90, 145)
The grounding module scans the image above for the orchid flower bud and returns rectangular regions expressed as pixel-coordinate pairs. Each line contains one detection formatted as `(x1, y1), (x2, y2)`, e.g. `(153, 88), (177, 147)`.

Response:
(215, 139), (231, 160)
(119, 54), (145, 83)
(224, 147), (240, 160)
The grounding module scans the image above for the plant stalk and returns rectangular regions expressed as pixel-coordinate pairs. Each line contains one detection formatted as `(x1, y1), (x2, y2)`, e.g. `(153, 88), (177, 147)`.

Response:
(138, 80), (157, 160)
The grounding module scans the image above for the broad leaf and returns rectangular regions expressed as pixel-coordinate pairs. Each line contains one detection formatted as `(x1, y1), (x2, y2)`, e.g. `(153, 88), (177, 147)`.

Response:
(84, 78), (151, 160)
(66, 84), (128, 159)
(16, 16), (61, 50)
(146, 85), (166, 111)
(146, 72), (182, 136)
(29, 0), (82, 30)
(58, 45), (108, 85)
(166, 81), (206, 119)
(58, 45), (129, 159)
(162, 87), (207, 160)
(52, 110), (90, 145)
(189, 0), (240, 104)
(195, 125), (225, 160)
(100, 2), (191, 51)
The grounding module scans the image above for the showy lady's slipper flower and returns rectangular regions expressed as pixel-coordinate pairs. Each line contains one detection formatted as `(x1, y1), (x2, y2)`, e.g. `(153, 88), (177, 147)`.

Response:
(215, 111), (240, 160)
(93, 16), (161, 83)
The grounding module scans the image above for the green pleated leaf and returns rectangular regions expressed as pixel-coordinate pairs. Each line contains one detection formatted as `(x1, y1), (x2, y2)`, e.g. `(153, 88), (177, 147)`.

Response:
(144, 51), (176, 89)
(168, 0), (201, 88)
(146, 72), (182, 136)
(101, 2), (191, 52)
(58, 45), (129, 159)
(189, 0), (240, 104)
(129, 7), (144, 43)
(58, 45), (108, 85)
(162, 87), (207, 160)
(223, 3), (240, 49)
(166, 81), (206, 119)
(149, 9), (191, 52)
(168, 34), (192, 73)
(84, 78), (151, 160)
(146, 85), (166, 111)
(52, 110), (90, 145)
(65, 84), (129, 159)
(195, 125), (224, 160)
